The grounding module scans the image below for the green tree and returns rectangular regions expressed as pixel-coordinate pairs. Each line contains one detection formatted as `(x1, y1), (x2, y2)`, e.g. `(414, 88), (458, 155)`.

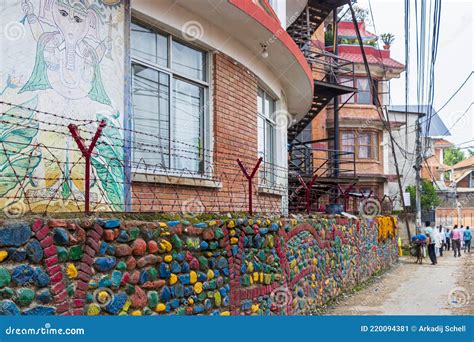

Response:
(406, 179), (442, 212)
(444, 146), (465, 166)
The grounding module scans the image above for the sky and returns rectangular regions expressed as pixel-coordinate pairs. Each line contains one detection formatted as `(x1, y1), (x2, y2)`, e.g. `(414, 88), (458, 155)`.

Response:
(355, 0), (473, 151)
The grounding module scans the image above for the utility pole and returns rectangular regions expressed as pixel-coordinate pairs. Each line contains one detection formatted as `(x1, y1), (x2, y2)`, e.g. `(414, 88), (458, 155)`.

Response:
(414, 116), (422, 233)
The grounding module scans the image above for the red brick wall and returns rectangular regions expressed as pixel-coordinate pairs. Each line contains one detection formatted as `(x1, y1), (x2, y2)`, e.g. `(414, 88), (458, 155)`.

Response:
(131, 52), (282, 213)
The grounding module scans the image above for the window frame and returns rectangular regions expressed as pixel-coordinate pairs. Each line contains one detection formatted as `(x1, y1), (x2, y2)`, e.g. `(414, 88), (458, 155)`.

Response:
(131, 19), (210, 177)
(338, 76), (379, 105)
(339, 129), (380, 161)
(257, 87), (277, 187)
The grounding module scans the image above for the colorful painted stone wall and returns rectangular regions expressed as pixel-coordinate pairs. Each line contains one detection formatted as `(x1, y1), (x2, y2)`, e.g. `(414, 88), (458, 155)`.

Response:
(0, 0), (128, 213)
(0, 216), (398, 316)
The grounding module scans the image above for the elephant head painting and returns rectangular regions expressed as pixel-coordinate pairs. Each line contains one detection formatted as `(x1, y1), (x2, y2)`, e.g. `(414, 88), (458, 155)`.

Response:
(20, 0), (112, 105)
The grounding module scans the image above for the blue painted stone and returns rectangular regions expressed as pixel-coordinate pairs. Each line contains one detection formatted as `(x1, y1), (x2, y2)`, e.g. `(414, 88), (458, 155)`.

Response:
(34, 268), (50, 287)
(111, 271), (122, 288)
(160, 286), (171, 301)
(175, 252), (185, 262)
(259, 228), (269, 234)
(99, 276), (112, 288)
(12, 265), (34, 285)
(116, 231), (129, 243)
(216, 257), (228, 270)
(204, 298), (212, 309)
(197, 272), (207, 282)
(193, 222), (208, 229)
(243, 236), (249, 247)
(106, 245), (116, 256)
(184, 286), (193, 297)
(99, 242), (108, 256)
(270, 223), (279, 231)
(193, 305), (205, 313)
(240, 264), (247, 273)
(0, 223), (31, 247)
(203, 282), (210, 290)
(159, 263), (170, 278)
(23, 306), (56, 315)
(53, 228), (69, 246)
(219, 287), (227, 297)
(223, 296), (230, 306)
(25, 240), (43, 263)
(200, 241), (208, 250)
(181, 262), (189, 273)
(167, 221), (180, 227)
(94, 257), (117, 272)
(170, 261), (181, 273)
(8, 248), (26, 262)
(105, 292), (127, 314)
(211, 310), (220, 316)
(214, 270), (220, 277)
(175, 284), (184, 298)
(104, 219), (121, 229)
(0, 300), (20, 315)
(231, 245), (238, 256)
(36, 289), (52, 304)
(139, 270), (148, 285)
(178, 274), (190, 285)
(171, 298), (180, 309)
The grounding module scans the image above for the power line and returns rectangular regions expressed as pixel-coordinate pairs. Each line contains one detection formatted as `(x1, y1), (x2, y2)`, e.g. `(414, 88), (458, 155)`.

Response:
(437, 71), (473, 113)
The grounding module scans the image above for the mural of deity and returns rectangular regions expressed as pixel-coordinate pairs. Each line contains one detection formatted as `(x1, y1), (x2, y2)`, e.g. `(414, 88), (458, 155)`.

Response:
(20, 0), (113, 105)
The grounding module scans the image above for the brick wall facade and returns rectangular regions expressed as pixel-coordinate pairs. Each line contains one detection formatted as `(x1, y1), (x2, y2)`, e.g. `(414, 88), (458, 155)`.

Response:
(131, 52), (282, 214)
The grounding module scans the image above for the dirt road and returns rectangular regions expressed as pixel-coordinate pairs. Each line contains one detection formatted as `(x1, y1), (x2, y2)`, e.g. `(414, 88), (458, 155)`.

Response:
(327, 250), (473, 315)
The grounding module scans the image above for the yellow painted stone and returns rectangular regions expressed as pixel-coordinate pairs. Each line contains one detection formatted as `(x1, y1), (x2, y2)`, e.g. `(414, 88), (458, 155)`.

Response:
(249, 276), (253, 285)
(247, 262), (254, 273)
(311, 273), (316, 281)
(253, 272), (259, 282)
(230, 237), (238, 245)
(256, 220), (261, 225)
(259, 272), (263, 283)
(312, 258), (318, 265)
(206, 252), (213, 257)
(229, 229), (236, 237)
(169, 273), (178, 285)
(251, 304), (259, 313)
(0, 251), (8, 262)
(248, 219), (254, 225)
(66, 263), (78, 279)
(159, 222), (167, 228)
(164, 255), (173, 262)
(190, 271), (197, 284)
(289, 259), (297, 269)
(220, 311), (230, 316)
(160, 240), (173, 252)
(122, 300), (131, 312)
(194, 282), (203, 294)
(131, 310), (142, 316)
(98, 291), (110, 304)
(87, 304), (100, 316)
(155, 303), (166, 312)
(227, 220), (235, 228)
(207, 270), (214, 280)
(188, 297), (194, 305)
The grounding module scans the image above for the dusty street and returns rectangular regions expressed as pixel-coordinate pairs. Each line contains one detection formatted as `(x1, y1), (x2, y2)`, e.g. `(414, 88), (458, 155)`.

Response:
(327, 250), (474, 315)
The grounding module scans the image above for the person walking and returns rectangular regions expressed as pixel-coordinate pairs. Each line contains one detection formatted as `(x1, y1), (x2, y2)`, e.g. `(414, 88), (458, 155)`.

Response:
(452, 225), (461, 257)
(425, 222), (437, 265)
(460, 225), (466, 250)
(436, 226), (444, 257)
(463, 226), (471, 253)
(445, 228), (451, 251)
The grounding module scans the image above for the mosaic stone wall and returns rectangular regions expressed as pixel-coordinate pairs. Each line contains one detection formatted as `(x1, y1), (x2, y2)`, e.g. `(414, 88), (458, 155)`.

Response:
(0, 216), (397, 316)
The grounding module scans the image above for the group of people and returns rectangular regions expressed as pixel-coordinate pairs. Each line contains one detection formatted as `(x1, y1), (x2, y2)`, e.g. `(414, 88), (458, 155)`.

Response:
(423, 222), (471, 265)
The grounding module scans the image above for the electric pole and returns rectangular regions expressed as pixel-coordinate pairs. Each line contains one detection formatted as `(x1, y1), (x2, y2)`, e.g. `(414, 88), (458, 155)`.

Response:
(414, 115), (422, 233)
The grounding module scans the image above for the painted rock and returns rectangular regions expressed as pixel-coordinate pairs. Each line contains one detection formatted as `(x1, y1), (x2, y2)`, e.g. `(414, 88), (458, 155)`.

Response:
(8, 249), (26, 262)
(0, 267), (11, 288)
(115, 244), (132, 257)
(159, 263), (171, 278)
(159, 286), (171, 302)
(117, 231), (130, 243)
(0, 300), (20, 315)
(37, 289), (52, 304)
(0, 223), (31, 247)
(147, 241), (159, 254)
(53, 228), (69, 246)
(25, 240), (43, 263)
(16, 288), (35, 306)
(94, 257), (117, 272)
(130, 286), (147, 308)
(132, 239), (147, 255)
(104, 219), (121, 229)
(23, 306), (56, 315)
(148, 291), (158, 308)
(34, 268), (50, 287)
(68, 246), (83, 261)
(105, 292), (127, 315)
(11, 265), (34, 285)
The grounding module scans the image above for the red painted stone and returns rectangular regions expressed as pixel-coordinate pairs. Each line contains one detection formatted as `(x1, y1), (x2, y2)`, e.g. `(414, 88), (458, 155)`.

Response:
(43, 245), (57, 258)
(78, 263), (92, 275)
(130, 286), (147, 308)
(89, 230), (101, 241)
(50, 271), (63, 283)
(54, 290), (68, 303)
(202, 229), (214, 240)
(76, 280), (88, 291)
(126, 256), (137, 271)
(84, 245), (95, 257)
(56, 302), (70, 313)
(32, 219), (43, 232)
(78, 271), (90, 282)
(103, 230), (115, 241)
(121, 272), (130, 285)
(185, 251), (193, 262)
(47, 264), (61, 275)
(189, 257), (199, 270)
(137, 254), (158, 268)
(86, 238), (100, 253)
(52, 280), (66, 294)
(35, 225), (50, 240)
(45, 255), (58, 267)
(93, 223), (103, 236)
(142, 280), (165, 289)
(115, 244), (132, 257)
(72, 308), (84, 316)
(40, 236), (53, 248)
(73, 299), (85, 307)
(74, 289), (86, 300)
(130, 271), (140, 284)
(48, 219), (67, 227)
(147, 240), (159, 254)
(82, 254), (94, 266)
(132, 239), (147, 255)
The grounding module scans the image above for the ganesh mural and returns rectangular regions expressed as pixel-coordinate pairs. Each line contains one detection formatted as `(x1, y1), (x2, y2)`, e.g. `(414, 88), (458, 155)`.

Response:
(0, 0), (128, 214)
